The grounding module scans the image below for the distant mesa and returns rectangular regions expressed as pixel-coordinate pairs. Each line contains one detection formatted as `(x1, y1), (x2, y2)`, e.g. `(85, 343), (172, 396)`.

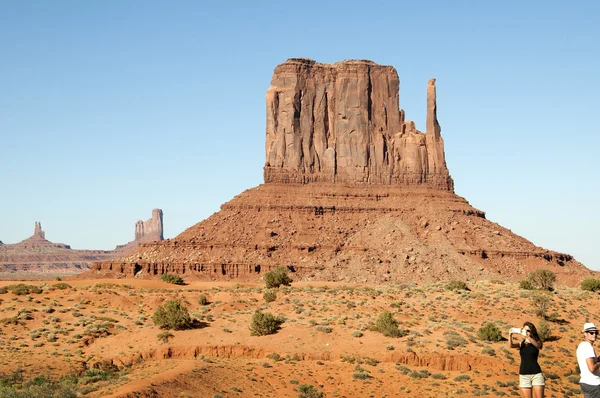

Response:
(88, 59), (595, 286)
(0, 209), (164, 277)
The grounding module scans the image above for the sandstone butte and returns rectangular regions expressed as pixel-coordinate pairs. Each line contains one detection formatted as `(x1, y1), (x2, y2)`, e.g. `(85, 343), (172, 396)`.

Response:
(0, 209), (164, 276)
(87, 58), (596, 286)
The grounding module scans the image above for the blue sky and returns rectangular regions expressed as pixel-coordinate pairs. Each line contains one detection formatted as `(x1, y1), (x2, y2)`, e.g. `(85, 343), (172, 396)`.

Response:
(1, 1), (598, 270)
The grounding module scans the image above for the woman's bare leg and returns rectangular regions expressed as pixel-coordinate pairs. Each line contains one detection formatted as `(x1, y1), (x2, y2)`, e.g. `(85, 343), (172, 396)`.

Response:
(520, 387), (532, 398)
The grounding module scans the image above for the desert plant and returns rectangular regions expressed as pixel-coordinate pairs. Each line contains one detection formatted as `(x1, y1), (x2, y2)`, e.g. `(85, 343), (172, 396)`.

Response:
(160, 274), (184, 285)
(519, 279), (534, 290)
(263, 289), (277, 303)
(374, 311), (407, 338)
(528, 269), (556, 291)
(157, 331), (174, 343)
(249, 311), (284, 336)
(446, 280), (469, 292)
(531, 294), (551, 320)
(297, 384), (324, 398)
(477, 322), (503, 342)
(264, 267), (292, 288)
(152, 300), (193, 330)
(52, 283), (72, 290)
(581, 278), (600, 292)
(537, 320), (551, 342)
(198, 294), (209, 305)
(5, 284), (43, 295)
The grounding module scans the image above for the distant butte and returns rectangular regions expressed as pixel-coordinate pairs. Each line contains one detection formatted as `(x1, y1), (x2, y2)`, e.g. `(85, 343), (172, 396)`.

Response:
(88, 59), (596, 286)
(0, 209), (164, 276)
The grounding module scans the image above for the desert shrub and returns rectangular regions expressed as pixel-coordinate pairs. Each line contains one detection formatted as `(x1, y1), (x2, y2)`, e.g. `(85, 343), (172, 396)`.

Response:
(374, 311), (408, 338)
(537, 320), (551, 342)
(160, 274), (184, 285)
(157, 331), (174, 343)
(481, 346), (496, 356)
(52, 283), (72, 290)
(0, 287), (6, 294)
(152, 300), (193, 330)
(352, 330), (364, 338)
(249, 311), (284, 336)
(528, 269), (556, 291)
(263, 289), (277, 303)
(581, 279), (600, 292)
(532, 294), (551, 320)
(5, 284), (43, 295)
(266, 352), (282, 362)
(477, 322), (503, 342)
(198, 294), (209, 305)
(519, 279), (534, 290)
(446, 280), (469, 292)
(454, 374), (471, 382)
(315, 325), (332, 333)
(297, 384), (324, 398)
(264, 267), (292, 288)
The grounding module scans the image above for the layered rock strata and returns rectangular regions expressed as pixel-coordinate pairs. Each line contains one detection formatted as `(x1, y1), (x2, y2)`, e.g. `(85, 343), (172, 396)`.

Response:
(264, 59), (453, 190)
(91, 184), (593, 286)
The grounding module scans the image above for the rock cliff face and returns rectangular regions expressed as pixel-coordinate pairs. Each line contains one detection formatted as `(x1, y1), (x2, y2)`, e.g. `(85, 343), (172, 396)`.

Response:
(264, 59), (453, 190)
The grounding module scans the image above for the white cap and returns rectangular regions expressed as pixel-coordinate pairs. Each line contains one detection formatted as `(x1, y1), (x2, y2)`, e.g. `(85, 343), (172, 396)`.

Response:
(583, 322), (599, 333)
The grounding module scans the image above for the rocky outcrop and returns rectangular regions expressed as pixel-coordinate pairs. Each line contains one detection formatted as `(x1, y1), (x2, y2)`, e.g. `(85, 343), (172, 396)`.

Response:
(0, 210), (164, 276)
(87, 59), (594, 286)
(33, 222), (45, 240)
(135, 209), (164, 242)
(264, 58), (453, 190)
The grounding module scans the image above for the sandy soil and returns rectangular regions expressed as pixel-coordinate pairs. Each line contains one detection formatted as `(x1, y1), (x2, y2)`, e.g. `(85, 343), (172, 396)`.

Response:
(0, 278), (593, 397)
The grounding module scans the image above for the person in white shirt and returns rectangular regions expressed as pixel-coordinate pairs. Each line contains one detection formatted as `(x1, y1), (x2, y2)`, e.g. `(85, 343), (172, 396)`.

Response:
(577, 322), (600, 397)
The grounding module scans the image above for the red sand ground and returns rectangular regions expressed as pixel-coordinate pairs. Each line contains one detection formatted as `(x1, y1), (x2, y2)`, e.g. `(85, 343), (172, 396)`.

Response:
(0, 278), (594, 397)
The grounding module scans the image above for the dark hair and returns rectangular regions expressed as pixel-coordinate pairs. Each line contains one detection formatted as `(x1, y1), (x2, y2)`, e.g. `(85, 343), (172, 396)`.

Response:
(523, 321), (543, 349)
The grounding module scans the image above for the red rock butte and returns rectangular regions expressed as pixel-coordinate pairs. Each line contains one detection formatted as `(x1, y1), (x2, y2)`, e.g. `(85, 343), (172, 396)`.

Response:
(0, 210), (164, 275)
(88, 59), (595, 286)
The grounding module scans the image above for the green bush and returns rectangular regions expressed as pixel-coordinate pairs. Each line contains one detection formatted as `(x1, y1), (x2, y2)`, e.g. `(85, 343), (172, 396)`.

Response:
(5, 284), (43, 295)
(198, 294), (209, 305)
(581, 278), (600, 292)
(264, 267), (292, 288)
(157, 331), (174, 343)
(249, 311), (284, 336)
(446, 280), (469, 292)
(160, 274), (185, 285)
(537, 320), (551, 342)
(519, 279), (534, 290)
(263, 289), (277, 303)
(52, 283), (72, 290)
(152, 300), (193, 330)
(374, 311), (408, 338)
(297, 384), (324, 398)
(532, 294), (550, 320)
(528, 269), (556, 291)
(477, 322), (503, 342)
